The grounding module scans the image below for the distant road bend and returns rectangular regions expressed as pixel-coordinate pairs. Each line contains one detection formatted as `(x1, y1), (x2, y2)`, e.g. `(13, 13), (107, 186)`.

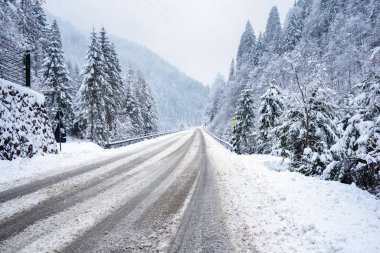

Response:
(0, 129), (233, 252)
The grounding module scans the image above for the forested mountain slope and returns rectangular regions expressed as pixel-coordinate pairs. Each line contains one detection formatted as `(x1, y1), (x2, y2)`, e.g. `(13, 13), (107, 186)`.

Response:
(206, 0), (380, 136)
(205, 0), (380, 195)
(55, 18), (208, 130)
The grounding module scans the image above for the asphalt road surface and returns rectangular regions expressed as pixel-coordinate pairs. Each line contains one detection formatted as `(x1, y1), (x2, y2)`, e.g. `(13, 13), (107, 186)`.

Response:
(0, 129), (233, 252)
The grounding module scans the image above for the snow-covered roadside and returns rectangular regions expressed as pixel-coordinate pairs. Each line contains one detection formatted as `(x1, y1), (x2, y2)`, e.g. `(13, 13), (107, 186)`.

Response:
(0, 131), (188, 191)
(204, 132), (380, 253)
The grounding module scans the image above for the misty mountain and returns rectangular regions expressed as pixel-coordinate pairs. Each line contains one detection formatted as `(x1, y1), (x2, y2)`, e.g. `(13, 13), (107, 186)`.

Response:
(53, 17), (208, 130)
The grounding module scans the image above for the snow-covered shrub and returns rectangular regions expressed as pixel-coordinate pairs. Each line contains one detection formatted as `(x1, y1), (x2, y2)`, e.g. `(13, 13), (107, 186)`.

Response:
(324, 73), (380, 196)
(0, 79), (57, 160)
(273, 86), (339, 176)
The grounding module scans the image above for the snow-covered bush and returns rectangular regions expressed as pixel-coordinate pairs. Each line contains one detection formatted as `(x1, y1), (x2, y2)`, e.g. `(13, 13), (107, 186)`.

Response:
(0, 79), (57, 160)
(324, 73), (380, 196)
(273, 86), (339, 176)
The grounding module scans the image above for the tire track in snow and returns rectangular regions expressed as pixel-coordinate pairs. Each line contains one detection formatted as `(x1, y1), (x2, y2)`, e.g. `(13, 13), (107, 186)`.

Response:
(0, 132), (184, 204)
(0, 129), (233, 252)
(0, 132), (197, 252)
(64, 131), (203, 252)
(168, 131), (233, 252)
(61, 132), (198, 253)
(0, 132), (191, 243)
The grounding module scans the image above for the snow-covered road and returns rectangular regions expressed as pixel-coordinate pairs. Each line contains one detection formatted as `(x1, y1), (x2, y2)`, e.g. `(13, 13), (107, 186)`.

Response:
(0, 129), (231, 252)
(1, 128), (379, 252)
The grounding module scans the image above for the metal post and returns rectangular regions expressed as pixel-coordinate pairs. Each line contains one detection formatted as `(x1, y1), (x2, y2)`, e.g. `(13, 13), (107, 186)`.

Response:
(58, 108), (62, 152)
(25, 50), (31, 88)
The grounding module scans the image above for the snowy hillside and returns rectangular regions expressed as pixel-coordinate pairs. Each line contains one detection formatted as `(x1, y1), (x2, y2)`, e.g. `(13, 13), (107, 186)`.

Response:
(0, 79), (57, 160)
(53, 17), (208, 130)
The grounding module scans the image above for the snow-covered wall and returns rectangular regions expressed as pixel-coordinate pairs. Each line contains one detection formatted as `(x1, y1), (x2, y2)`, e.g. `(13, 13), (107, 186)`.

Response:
(0, 79), (57, 160)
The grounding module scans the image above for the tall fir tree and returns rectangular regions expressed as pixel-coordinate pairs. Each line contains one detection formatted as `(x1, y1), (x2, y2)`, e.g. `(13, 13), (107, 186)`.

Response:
(98, 27), (123, 132)
(40, 20), (74, 130)
(206, 73), (226, 124)
(231, 84), (255, 154)
(297, 87), (339, 175)
(256, 32), (265, 61)
(67, 62), (83, 138)
(19, 0), (49, 80)
(283, 5), (303, 52)
(123, 85), (143, 135)
(19, 0), (48, 48)
(228, 59), (236, 82)
(257, 83), (285, 154)
(264, 6), (282, 55)
(78, 30), (108, 145)
(236, 21), (257, 80)
(134, 70), (158, 134)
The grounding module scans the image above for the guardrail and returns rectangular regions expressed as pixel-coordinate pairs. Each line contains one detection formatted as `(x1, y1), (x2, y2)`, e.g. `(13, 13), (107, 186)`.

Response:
(203, 128), (233, 150)
(105, 131), (179, 149)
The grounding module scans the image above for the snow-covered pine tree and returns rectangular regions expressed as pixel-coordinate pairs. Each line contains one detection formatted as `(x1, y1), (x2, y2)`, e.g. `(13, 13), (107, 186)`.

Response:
(297, 87), (340, 175)
(205, 73), (226, 124)
(78, 30), (108, 145)
(134, 70), (158, 134)
(231, 84), (255, 154)
(256, 32), (265, 62)
(67, 62), (81, 98)
(272, 105), (304, 159)
(264, 6), (282, 55)
(123, 84), (143, 135)
(19, 0), (47, 47)
(273, 86), (339, 176)
(256, 82), (285, 154)
(283, 5), (303, 52)
(0, 1), (18, 40)
(67, 62), (83, 137)
(30, 0), (48, 74)
(326, 72), (380, 195)
(98, 27), (123, 133)
(40, 20), (74, 131)
(297, 0), (313, 20)
(19, 0), (49, 79)
(236, 21), (257, 81)
(228, 59), (236, 82)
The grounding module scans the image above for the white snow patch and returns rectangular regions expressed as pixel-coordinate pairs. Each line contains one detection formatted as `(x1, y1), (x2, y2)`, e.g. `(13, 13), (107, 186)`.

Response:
(204, 131), (380, 253)
(0, 78), (45, 104)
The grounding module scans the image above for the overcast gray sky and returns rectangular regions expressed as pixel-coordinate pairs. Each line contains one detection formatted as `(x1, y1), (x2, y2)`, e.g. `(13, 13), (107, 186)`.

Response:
(45, 0), (294, 85)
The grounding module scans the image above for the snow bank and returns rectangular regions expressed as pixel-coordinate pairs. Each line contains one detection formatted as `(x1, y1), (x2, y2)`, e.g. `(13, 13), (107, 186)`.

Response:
(0, 79), (57, 160)
(0, 131), (187, 191)
(204, 132), (380, 253)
